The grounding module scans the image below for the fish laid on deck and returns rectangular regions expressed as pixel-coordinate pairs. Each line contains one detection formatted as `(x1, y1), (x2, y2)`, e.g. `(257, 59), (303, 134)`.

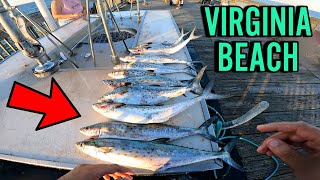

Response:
(161, 27), (189, 46)
(103, 75), (189, 90)
(129, 27), (201, 55)
(92, 81), (230, 124)
(76, 137), (243, 172)
(107, 70), (155, 79)
(108, 69), (196, 80)
(82, 101), (269, 141)
(99, 66), (206, 105)
(119, 54), (190, 64)
(80, 117), (217, 141)
(114, 62), (196, 72)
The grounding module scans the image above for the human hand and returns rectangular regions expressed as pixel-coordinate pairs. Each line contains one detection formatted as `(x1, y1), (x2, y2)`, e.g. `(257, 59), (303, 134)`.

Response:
(73, 12), (84, 19)
(256, 121), (320, 180)
(58, 164), (135, 180)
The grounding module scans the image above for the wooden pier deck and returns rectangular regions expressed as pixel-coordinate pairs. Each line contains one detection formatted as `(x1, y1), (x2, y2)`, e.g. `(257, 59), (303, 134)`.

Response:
(125, 0), (320, 179)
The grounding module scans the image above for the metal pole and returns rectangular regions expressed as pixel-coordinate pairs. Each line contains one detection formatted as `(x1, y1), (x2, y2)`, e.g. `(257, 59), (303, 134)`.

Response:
(86, 0), (96, 66)
(16, 8), (76, 56)
(34, 0), (58, 31)
(137, 0), (140, 24)
(0, 41), (10, 55)
(3, 39), (16, 52)
(111, 0), (122, 20)
(16, 8), (78, 68)
(104, 0), (129, 52)
(96, 0), (119, 64)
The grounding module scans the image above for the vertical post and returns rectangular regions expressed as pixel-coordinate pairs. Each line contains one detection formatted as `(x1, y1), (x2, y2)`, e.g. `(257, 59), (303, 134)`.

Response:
(137, 0), (140, 23)
(86, 0), (96, 66)
(34, 0), (58, 31)
(97, 0), (120, 64)
(104, 0), (129, 52)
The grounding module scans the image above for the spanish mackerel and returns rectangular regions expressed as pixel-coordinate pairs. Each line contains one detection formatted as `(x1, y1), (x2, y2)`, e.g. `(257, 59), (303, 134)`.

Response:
(76, 137), (243, 171)
(80, 117), (217, 141)
(99, 66), (206, 105)
(129, 27), (201, 55)
(108, 70), (155, 79)
(162, 27), (189, 46)
(135, 27), (189, 48)
(103, 76), (189, 90)
(108, 69), (196, 79)
(92, 81), (230, 124)
(82, 101), (268, 141)
(114, 62), (196, 72)
(119, 55), (190, 64)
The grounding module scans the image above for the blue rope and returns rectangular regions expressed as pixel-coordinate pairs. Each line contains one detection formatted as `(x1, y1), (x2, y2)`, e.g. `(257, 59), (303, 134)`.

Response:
(207, 105), (279, 180)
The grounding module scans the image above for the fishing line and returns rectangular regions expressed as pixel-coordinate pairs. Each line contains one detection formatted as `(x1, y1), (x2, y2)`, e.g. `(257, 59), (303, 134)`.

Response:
(207, 105), (279, 180)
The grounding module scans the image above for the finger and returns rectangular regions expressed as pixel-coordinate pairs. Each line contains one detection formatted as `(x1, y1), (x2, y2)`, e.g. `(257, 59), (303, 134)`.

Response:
(266, 150), (273, 156)
(108, 174), (120, 179)
(257, 122), (302, 133)
(114, 166), (135, 175)
(266, 138), (305, 170)
(103, 175), (110, 180)
(90, 164), (134, 177)
(114, 172), (133, 180)
(257, 132), (290, 153)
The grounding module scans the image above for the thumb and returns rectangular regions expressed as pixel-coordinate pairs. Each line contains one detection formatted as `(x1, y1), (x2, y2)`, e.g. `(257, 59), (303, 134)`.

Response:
(267, 139), (304, 170)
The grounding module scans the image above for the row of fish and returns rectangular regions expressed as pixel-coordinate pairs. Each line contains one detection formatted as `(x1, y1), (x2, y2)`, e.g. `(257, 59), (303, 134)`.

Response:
(76, 27), (268, 173)
(78, 100), (269, 172)
(108, 27), (201, 80)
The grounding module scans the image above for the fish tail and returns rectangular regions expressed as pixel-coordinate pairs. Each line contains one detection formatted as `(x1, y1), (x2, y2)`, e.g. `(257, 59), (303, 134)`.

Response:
(182, 67), (197, 76)
(197, 116), (219, 142)
(189, 26), (202, 41)
(188, 66), (207, 94)
(220, 136), (244, 171)
(222, 101), (269, 130)
(202, 80), (232, 100)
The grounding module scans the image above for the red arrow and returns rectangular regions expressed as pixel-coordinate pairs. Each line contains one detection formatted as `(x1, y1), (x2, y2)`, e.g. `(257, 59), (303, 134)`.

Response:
(7, 78), (81, 131)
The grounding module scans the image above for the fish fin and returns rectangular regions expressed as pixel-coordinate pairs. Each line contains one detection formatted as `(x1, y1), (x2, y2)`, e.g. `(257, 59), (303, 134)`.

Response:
(218, 137), (244, 171)
(222, 101), (269, 130)
(122, 82), (132, 86)
(183, 68), (197, 77)
(152, 138), (170, 143)
(114, 103), (125, 108)
(146, 70), (156, 76)
(189, 26), (202, 40)
(197, 116), (220, 143)
(117, 89), (129, 95)
(198, 116), (218, 129)
(188, 65), (206, 94)
(202, 80), (232, 100)
(182, 94), (187, 97)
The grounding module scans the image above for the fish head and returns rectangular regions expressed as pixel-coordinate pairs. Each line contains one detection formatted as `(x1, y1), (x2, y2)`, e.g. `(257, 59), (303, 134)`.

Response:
(129, 47), (147, 54)
(108, 71), (125, 79)
(103, 80), (131, 89)
(113, 64), (127, 70)
(92, 102), (124, 112)
(119, 56), (135, 63)
(76, 140), (115, 155)
(79, 125), (101, 136)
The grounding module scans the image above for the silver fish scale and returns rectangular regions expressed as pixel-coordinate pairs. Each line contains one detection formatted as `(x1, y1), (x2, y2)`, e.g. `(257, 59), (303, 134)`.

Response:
(81, 122), (195, 141)
(100, 86), (189, 105)
(104, 76), (188, 87)
(109, 70), (154, 78)
(115, 63), (186, 71)
(77, 139), (224, 171)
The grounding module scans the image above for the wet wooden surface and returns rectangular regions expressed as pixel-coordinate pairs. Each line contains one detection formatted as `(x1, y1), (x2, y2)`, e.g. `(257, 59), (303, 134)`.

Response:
(123, 0), (320, 179)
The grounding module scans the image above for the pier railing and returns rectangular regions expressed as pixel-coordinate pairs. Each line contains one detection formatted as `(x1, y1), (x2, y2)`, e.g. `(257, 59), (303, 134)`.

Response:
(0, 0), (125, 61)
